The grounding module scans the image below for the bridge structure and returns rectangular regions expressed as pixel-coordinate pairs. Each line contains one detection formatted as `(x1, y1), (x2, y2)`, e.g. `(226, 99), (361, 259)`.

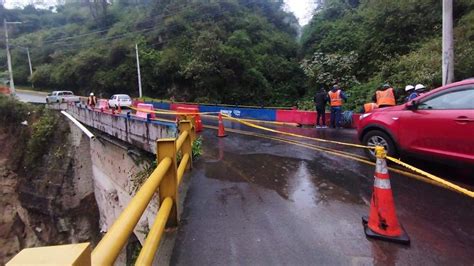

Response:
(6, 100), (474, 265)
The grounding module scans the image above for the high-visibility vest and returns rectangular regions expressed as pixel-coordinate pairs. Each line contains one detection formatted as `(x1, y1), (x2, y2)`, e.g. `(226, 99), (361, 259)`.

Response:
(88, 96), (97, 105)
(329, 90), (342, 107)
(364, 102), (378, 113)
(376, 88), (395, 106)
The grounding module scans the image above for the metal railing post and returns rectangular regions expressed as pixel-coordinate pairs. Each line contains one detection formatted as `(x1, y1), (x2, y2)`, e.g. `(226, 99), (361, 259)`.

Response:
(157, 138), (179, 226)
(185, 116), (196, 142)
(178, 120), (193, 170)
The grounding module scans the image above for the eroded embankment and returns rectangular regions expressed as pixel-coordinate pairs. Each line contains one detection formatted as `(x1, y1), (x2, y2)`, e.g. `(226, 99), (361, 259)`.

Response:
(0, 96), (100, 264)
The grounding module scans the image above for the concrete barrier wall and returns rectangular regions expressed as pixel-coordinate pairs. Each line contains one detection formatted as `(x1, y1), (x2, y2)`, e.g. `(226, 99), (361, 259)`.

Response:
(144, 101), (360, 128)
(68, 105), (177, 154)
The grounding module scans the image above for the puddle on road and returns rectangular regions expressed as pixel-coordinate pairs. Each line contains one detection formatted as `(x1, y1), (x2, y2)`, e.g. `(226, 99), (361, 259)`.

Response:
(204, 152), (364, 205)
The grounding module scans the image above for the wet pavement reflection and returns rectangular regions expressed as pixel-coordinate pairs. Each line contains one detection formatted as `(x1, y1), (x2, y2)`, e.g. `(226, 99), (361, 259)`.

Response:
(170, 120), (474, 265)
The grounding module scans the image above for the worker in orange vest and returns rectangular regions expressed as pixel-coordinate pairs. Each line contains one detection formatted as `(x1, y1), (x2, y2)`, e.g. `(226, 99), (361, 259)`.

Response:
(372, 83), (396, 108)
(362, 102), (378, 113)
(87, 92), (97, 108)
(328, 84), (347, 128)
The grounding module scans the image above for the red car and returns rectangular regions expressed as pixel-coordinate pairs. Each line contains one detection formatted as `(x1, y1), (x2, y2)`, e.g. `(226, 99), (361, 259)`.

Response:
(358, 79), (474, 165)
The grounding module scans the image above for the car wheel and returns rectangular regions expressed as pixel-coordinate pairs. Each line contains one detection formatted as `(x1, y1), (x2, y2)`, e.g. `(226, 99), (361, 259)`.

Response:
(362, 130), (397, 161)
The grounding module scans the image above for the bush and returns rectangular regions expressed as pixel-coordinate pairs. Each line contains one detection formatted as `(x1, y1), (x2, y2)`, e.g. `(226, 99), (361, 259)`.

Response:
(344, 77), (383, 111)
(0, 95), (32, 127)
(192, 136), (203, 159)
(24, 110), (59, 167)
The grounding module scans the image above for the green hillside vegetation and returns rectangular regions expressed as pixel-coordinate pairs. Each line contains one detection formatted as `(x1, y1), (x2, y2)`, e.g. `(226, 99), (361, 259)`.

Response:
(301, 0), (474, 110)
(1, 0), (473, 110)
(1, 0), (303, 106)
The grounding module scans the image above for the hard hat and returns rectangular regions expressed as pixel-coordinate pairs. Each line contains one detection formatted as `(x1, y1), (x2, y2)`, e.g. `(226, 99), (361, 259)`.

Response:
(90, 92), (94, 96)
(415, 84), (425, 91)
(405, 85), (415, 92)
(382, 83), (390, 88)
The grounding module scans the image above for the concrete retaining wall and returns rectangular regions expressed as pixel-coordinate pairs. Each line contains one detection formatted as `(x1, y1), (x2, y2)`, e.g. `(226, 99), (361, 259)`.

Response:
(68, 105), (177, 154)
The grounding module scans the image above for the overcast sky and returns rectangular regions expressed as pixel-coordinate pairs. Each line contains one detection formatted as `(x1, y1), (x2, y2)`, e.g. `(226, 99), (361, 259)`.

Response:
(4, 0), (316, 25)
(284, 0), (315, 25)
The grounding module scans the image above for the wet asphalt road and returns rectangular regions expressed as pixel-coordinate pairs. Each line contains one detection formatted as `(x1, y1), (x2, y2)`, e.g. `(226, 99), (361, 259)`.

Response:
(171, 118), (474, 265)
(15, 90), (47, 103)
(11, 95), (474, 264)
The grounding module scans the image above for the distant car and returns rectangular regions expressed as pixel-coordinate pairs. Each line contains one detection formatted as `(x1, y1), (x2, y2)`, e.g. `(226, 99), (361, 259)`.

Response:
(108, 94), (132, 108)
(358, 79), (474, 165)
(46, 91), (80, 103)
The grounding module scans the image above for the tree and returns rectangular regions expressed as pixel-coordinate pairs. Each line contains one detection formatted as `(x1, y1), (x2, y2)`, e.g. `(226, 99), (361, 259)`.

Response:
(301, 51), (359, 89)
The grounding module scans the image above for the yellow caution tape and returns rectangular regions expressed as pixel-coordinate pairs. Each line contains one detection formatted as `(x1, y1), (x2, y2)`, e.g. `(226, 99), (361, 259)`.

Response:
(386, 156), (474, 198)
(221, 114), (374, 150)
(200, 113), (300, 126)
(203, 124), (465, 193)
(130, 106), (219, 116)
(134, 105), (474, 199)
(208, 115), (474, 199)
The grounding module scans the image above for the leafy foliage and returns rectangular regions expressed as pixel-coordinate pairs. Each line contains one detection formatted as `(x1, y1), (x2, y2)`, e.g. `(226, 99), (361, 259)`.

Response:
(301, 51), (359, 89)
(24, 109), (59, 166)
(3, 0), (474, 111)
(192, 136), (203, 159)
(4, 1), (303, 106)
(0, 94), (32, 127)
(301, 0), (474, 109)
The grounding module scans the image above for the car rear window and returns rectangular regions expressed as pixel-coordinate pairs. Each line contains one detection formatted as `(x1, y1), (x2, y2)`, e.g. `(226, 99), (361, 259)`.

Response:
(119, 95), (131, 100)
(63, 91), (74, 95)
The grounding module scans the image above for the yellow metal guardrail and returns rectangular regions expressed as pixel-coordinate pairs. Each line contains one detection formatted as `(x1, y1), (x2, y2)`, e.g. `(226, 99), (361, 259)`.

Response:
(8, 120), (196, 266)
(92, 120), (195, 265)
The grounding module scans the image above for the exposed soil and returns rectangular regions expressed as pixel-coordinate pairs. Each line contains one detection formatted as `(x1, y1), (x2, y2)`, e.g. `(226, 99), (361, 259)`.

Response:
(0, 113), (100, 264)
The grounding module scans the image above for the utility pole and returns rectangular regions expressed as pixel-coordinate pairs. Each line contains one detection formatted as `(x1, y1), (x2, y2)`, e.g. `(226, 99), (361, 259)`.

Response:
(15, 46), (34, 88)
(135, 43), (143, 98)
(442, 0), (454, 85)
(3, 19), (22, 96)
(26, 47), (34, 88)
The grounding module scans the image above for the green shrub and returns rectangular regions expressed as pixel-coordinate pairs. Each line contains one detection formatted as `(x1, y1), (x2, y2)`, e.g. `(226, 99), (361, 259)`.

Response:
(345, 77), (383, 111)
(24, 110), (59, 167)
(192, 136), (203, 159)
(0, 95), (32, 127)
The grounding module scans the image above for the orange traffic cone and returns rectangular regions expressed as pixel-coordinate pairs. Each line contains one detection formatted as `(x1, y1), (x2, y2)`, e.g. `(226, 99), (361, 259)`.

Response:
(217, 113), (227, 137)
(362, 146), (410, 245)
(195, 114), (203, 132)
(117, 104), (122, 114)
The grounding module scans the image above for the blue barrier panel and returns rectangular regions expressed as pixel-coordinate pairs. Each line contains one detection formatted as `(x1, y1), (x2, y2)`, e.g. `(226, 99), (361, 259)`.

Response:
(147, 101), (170, 110)
(199, 104), (276, 121)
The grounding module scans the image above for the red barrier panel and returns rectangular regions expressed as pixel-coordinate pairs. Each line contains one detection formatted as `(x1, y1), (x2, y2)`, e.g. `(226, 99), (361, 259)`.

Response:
(276, 109), (359, 128)
(98, 99), (109, 110)
(176, 106), (198, 113)
(170, 103), (199, 111)
(276, 110), (317, 125)
(132, 99), (144, 108)
(275, 110), (298, 123)
(299, 111), (316, 125)
(136, 103), (155, 119)
(176, 106), (202, 132)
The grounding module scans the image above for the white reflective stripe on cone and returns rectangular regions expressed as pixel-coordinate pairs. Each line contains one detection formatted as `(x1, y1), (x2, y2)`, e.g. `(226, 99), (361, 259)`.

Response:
(374, 177), (391, 189)
(375, 158), (388, 174)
